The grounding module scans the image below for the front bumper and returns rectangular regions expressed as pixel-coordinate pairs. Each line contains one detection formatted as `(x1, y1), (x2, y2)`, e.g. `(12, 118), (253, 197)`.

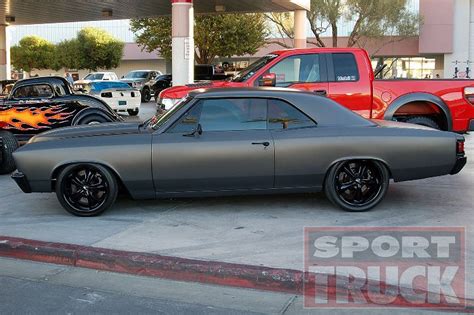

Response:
(450, 156), (467, 175)
(11, 171), (32, 193)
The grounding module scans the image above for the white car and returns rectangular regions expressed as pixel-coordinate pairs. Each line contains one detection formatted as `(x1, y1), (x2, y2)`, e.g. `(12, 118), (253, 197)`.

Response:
(74, 72), (119, 92)
(89, 81), (141, 116)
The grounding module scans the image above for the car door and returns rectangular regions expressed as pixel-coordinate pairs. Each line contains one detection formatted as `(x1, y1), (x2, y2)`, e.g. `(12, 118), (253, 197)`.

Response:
(326, 52), (372, 118)
(267, 98), (322, 188)
(259, 53), (329, 96)
(3, 83), (75, 138)
(152, 97), (274, 193)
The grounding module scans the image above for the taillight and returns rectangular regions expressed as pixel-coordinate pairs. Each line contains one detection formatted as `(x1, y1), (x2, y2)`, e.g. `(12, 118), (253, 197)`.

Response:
(464, 87), (474, 104)
(457, 140), (465, 154)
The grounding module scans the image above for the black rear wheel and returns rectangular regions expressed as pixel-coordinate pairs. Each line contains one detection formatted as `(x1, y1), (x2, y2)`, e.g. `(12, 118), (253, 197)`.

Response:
(324, 160), (389, 212)
(0, 131), (18, 174)
(405, 116), (441, 130)
(56, 164), (118, 216)
(78, 114), (109, 125)
(127, 108), (139, 116)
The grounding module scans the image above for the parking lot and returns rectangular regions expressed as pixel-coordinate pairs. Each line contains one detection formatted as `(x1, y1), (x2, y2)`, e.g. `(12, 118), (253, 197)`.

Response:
(0, 101), (473, 301)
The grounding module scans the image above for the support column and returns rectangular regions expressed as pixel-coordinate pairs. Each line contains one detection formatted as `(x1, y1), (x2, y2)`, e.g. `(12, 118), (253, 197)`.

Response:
(172, 0), (194, 86)
(294, 9), (307, 48)
(0, 24), (11, 80)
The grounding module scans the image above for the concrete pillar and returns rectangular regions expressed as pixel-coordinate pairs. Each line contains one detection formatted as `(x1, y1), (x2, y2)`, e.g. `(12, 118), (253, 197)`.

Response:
(0, 24), (11, 80)
(172, 0), (194, 85)
(294, 9), (307, 48)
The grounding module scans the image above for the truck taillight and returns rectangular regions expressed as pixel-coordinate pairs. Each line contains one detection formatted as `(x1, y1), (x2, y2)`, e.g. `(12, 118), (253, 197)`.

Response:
(457, 140), (465, 154)
(464, 87), (474, 104)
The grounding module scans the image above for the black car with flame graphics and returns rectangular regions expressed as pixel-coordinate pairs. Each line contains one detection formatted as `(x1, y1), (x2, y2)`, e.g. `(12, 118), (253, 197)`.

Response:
(0, 76), (122, 142)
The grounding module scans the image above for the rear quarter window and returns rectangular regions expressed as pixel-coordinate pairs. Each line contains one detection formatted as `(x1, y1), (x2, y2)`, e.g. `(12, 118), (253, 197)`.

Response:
(333, 53), (359, 82)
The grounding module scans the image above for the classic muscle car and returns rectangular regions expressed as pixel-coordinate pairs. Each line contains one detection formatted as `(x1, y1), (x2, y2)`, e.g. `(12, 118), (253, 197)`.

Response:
(11, 88), (467, 217)
(0, 76), (122, 142)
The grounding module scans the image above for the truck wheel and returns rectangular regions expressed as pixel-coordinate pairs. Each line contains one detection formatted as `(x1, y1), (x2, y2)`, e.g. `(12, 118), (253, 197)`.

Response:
(0, 131), (18, 175)
(56, 163), (118, 217)
(324, 160), (390, 212)
(142, 88), (151, 102)
(405, 116), (440, 130)
(127, 109), (139, 116)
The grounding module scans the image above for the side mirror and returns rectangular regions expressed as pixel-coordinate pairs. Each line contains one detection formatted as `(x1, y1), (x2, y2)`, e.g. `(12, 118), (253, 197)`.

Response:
(259, 73), (276, 87)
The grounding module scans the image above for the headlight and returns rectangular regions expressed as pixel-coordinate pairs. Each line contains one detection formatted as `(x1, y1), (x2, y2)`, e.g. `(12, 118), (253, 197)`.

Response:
(160, 98), (180, 110)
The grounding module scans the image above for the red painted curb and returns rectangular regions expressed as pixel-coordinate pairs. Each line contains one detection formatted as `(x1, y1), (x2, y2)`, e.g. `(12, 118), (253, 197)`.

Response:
(0, 236), (304, 294)
(0, 236), (472, 311)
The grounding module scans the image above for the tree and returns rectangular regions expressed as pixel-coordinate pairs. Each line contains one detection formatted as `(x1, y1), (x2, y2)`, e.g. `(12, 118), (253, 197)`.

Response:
(75, 27), (124, 71)
(266, 0), (420, 53)
(10, 36), (56, 75)
(130, 14), (267, 64)
(56, 39), (84, 70)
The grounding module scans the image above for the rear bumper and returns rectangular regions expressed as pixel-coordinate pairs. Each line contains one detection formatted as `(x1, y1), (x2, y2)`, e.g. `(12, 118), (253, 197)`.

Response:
(11, 171), (32, 193)
(450, 156), (467, 175)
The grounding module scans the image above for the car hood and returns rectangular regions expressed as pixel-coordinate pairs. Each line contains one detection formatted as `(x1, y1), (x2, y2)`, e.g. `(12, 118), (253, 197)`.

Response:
(121, 78), (146, 83)
(74, 80), (91, 85)
(159, 80), (232, 99)
(28, 122), (141, 143)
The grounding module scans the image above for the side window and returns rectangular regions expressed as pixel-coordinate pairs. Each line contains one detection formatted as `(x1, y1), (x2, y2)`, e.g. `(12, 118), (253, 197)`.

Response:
(12, 84), (54, 99)
(333, 53), (359, 82)
(167, 103), (202, 134)
(199, 98), (267, 131)
(268, 54), (320, 86)
(268, 99), (316, 130)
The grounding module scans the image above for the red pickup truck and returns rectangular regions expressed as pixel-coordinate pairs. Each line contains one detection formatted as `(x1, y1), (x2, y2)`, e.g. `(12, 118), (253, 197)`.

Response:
(159, 47), (474, 133)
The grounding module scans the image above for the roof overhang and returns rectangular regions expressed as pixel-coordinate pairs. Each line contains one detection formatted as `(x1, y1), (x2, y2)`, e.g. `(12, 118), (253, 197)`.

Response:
(0, 0), (310, 25)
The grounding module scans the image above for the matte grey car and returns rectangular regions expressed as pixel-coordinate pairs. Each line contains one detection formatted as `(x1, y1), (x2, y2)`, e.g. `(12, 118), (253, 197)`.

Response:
(11, 88), (467, 216)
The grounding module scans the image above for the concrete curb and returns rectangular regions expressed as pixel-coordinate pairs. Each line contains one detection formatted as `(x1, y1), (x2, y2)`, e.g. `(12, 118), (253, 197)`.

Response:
(0, 236), (472, 311)
(0, 236), (304, 294)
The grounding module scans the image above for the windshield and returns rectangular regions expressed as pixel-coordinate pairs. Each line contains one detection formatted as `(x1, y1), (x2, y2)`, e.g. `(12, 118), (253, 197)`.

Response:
(230, 54), (278, 82)
(149, 97), (191, 130)
(84, 73), (104, 80)
(124, 71), (149, 79)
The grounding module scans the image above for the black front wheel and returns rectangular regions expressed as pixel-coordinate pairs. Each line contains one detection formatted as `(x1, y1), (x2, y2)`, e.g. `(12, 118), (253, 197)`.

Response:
(0, 131), (18, 174)
(56, 164), (118, 216)
(141, 88), (151, 102)
(324, 160), (389, 212)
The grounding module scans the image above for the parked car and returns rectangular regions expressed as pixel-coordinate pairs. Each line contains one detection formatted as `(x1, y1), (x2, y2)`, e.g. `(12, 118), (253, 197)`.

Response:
(12, 88), (466, 217)
(158, 48), (474, 133)
(152, 74), (172, 102)
(0, 121), (18, 174)
(89, 81), (141, 116)
(73, 72), (119, 92)
(0, 76), (122, 142)
(121, 70), (162, 102)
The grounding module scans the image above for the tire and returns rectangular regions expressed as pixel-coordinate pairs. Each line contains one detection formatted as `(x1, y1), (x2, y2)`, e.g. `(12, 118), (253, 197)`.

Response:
(324, 160), (390, 212)
(78, 114), (109, 125)
(56, 164), (118, 217)
(141, 88), (151, 102)
(405, 116), (441, 130)
(127, 108), (139, 116)
(0, 131), (19, 175)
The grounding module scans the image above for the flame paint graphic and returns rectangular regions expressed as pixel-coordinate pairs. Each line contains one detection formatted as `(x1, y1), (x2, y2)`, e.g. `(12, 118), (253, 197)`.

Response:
(0, 105), (76, 131)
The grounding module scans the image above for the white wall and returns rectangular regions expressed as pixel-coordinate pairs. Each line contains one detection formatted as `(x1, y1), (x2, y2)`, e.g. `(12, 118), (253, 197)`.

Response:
(444, 0), (471, 78)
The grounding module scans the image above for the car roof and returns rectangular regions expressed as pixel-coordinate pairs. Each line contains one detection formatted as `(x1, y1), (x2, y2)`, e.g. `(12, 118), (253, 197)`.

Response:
(190, 87), (304, 99)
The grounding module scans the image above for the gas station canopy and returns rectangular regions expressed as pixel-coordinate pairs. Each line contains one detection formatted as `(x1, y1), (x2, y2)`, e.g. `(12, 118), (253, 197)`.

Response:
(0, 0), (310, 25)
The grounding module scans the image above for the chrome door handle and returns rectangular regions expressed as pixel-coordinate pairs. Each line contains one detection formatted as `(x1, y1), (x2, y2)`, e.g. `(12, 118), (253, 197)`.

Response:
(252, 141), (270, 147)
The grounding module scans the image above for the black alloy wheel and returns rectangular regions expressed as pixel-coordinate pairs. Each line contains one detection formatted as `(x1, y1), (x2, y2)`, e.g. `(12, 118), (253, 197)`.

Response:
(56, 164), (118, 216)
(324, 160), (389, 212)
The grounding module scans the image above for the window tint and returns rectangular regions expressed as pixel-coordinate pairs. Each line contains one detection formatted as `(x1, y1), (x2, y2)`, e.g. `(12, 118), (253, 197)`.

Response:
(13, 84), (54, 98)
(333, 53), (359, 82)
(268, 54), (320, 86)
(168, 102), (201, 134)
(199, 98), (267, 131)
(268, 99), (316, 130)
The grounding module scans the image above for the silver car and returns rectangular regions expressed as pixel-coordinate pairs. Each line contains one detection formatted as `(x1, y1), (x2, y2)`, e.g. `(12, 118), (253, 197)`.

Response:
(12, 88), (467, 216)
